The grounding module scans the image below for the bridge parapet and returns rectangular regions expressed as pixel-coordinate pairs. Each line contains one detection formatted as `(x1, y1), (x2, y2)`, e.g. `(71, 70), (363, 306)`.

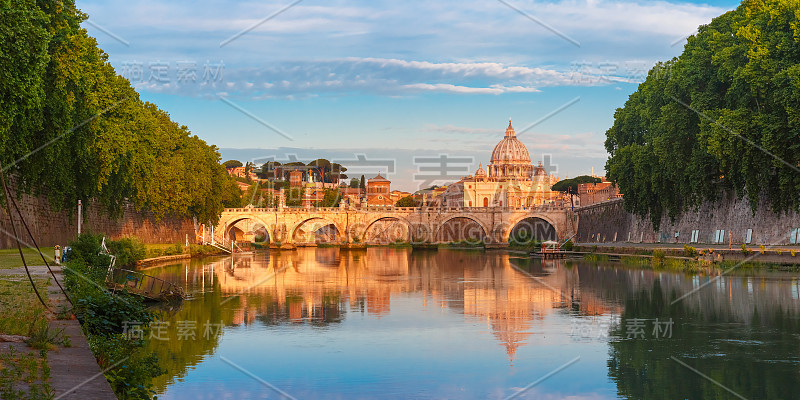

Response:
(215, 204), (574, 246)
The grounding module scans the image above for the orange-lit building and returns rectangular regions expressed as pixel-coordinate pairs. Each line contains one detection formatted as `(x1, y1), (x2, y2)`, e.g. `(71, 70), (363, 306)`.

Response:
(578, 179), (621, 206)
(366, 173), (393, 206)
(289, 170), (304, 187)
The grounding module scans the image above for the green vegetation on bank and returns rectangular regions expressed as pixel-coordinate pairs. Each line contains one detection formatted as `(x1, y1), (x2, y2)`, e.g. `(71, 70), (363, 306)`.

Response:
(63, 233), (163, 399)
(605, 0), (800, 229)
(1, 0), (240, 223)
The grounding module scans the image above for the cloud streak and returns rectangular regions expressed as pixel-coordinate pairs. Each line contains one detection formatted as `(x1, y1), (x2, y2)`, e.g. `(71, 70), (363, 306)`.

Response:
(126, 57), (646, 98)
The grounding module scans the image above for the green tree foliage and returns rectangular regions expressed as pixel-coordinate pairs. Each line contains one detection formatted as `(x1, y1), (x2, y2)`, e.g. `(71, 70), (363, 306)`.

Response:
(395, 196), (419, 207)
(0, 1), (238, 223)
(605, 0), (800, 229)
(307, 158), (348, 183)
(222, 160), (242, 169)
(284, 188), (304, 207)
(349, 178), (359, 188)
(551, 175), (601, 193)
(243, 184), (278, 207)
(316, 189), (341, 207)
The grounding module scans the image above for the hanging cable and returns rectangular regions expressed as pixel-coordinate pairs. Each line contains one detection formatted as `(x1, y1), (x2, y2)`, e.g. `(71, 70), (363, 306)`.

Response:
(6, 192), (73, 306)
(0, 163), (50, 312)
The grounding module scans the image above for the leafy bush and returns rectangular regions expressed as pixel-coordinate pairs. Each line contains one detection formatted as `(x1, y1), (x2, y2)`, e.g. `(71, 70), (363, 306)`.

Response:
(683, 245), (698, 257)
(652, 249), (666, 267)
(74, 292), (153, 337)
(64, 233), (163, 400)
(108, 237), (146, 268)
(563, 240), (574, 251)
(90, 334), (163, 400)
(67, 232), (111, 267)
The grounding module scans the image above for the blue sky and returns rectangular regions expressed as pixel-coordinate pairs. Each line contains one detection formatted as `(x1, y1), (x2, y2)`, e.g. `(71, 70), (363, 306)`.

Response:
(79, 0), (741, 190)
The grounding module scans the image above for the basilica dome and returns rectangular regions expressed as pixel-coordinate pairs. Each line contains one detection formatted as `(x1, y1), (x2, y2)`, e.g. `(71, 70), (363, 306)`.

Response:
(488, 121), (533, 180)
(490, 122), (531, 164)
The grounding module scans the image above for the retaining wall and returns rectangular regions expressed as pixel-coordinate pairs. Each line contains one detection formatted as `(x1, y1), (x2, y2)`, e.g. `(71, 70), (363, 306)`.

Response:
(576, 194), (800, 246)
(0, 188), (195, 249)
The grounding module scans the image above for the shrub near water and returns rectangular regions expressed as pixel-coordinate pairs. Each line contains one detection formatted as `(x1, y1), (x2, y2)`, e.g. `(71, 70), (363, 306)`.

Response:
(63, 234), (163, 400)
(108, 237), (146, 268)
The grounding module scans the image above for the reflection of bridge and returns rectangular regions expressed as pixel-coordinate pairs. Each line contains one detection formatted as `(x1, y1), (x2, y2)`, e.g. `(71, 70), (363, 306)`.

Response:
(213, 205), (576, 247)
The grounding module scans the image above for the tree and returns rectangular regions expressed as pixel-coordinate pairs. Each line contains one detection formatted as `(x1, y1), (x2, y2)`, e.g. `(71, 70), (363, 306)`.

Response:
(220, 177), (243, 208)
(604, 0), (800, 229)
(223, 160), (242, 169)
(307, 158), (348, 183)
(360, 175), (366, 194)
(551, 176), (601, 193)
(284, 188), (304, 207)
(317, 189), (341, 207)
(0, 1), (240, 224)
(395, 196), (418, 207)
(349, 178), (359, 188)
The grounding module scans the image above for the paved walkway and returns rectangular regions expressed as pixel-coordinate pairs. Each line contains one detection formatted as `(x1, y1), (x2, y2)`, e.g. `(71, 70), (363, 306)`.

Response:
(0, 265), (116, 399)
(578, 242), (799, 250)
(44, 265), (117, 399)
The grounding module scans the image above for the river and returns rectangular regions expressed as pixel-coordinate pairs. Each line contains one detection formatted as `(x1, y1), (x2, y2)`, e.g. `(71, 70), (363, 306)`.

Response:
(141, 248), (800, 399)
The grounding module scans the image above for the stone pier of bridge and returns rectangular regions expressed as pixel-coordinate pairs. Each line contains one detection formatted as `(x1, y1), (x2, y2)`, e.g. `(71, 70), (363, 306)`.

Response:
(211, 205), (576, 247)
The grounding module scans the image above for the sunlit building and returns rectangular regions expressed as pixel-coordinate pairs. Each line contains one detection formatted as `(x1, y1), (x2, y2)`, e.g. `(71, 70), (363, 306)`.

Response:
(438, 121), (564, 208)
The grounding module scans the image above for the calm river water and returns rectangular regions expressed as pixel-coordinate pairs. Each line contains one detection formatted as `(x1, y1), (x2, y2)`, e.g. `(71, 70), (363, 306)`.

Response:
(142, 248), (800, 399)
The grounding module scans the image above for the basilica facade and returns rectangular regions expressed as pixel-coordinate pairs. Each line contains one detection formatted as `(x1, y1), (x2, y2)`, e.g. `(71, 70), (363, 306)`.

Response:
(437, 121), (563, 208)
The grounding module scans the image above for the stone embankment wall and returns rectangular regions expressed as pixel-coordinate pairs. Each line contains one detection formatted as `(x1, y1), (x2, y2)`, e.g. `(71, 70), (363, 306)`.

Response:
(0, 189), (196, 249)
(576, 194), (800, 246)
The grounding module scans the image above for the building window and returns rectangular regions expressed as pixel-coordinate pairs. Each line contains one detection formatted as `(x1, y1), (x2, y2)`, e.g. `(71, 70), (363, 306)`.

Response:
(469, 201), (472, 207)
(483, 197), (489, 207)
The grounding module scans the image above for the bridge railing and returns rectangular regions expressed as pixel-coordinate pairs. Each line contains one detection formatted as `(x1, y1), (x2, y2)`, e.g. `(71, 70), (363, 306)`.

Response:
(222, 204), (568, 213)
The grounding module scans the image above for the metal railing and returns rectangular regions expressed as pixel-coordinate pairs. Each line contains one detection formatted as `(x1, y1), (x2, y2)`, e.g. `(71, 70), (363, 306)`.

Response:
(105, 268), (184, 300)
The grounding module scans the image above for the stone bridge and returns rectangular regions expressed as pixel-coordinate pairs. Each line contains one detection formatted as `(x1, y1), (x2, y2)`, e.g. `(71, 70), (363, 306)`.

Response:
(211, 205), (576, 247)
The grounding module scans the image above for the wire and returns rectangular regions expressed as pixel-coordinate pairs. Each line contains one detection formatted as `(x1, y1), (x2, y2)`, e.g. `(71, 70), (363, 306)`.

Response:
(0, 163), (51, 312)
(6, 192), (73, 306)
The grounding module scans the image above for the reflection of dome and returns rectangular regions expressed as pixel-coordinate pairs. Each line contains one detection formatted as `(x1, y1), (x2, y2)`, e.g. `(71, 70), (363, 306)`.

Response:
(489, 121), (533, 180)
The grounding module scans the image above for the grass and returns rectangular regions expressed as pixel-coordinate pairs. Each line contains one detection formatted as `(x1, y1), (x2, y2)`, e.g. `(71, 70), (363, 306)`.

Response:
(0, 347), (53, 399)
(0, 275), (55, 399)
(0, 276), (50, 336)
(0, 247), (55, 270)
(584, 254), (610, 262)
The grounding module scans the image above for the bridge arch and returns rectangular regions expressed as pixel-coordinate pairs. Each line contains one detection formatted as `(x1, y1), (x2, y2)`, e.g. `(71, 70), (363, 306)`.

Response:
(360, 215), (413, 243)
(289, 216), (343, 244)
(506, 214), (558, 244)
(435, 214), (491, 244)
(223, 215), (274, 244)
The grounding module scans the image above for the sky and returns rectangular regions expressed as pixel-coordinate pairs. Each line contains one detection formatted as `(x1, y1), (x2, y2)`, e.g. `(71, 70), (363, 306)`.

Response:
(78, 0), (742, 191)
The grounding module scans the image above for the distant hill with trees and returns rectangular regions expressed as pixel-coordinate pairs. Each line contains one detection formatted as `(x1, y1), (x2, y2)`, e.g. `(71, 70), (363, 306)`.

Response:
(0, 0), (241, 223)
(605, 0), (800, 229)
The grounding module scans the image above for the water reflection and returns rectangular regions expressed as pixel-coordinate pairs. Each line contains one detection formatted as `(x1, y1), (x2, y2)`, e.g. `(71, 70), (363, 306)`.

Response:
(142, 249), (800, 399)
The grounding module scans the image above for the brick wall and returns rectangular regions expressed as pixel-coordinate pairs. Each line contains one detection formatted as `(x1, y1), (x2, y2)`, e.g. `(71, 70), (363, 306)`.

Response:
(0, 189), (196, 249)
(576, 194), (800, 245)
